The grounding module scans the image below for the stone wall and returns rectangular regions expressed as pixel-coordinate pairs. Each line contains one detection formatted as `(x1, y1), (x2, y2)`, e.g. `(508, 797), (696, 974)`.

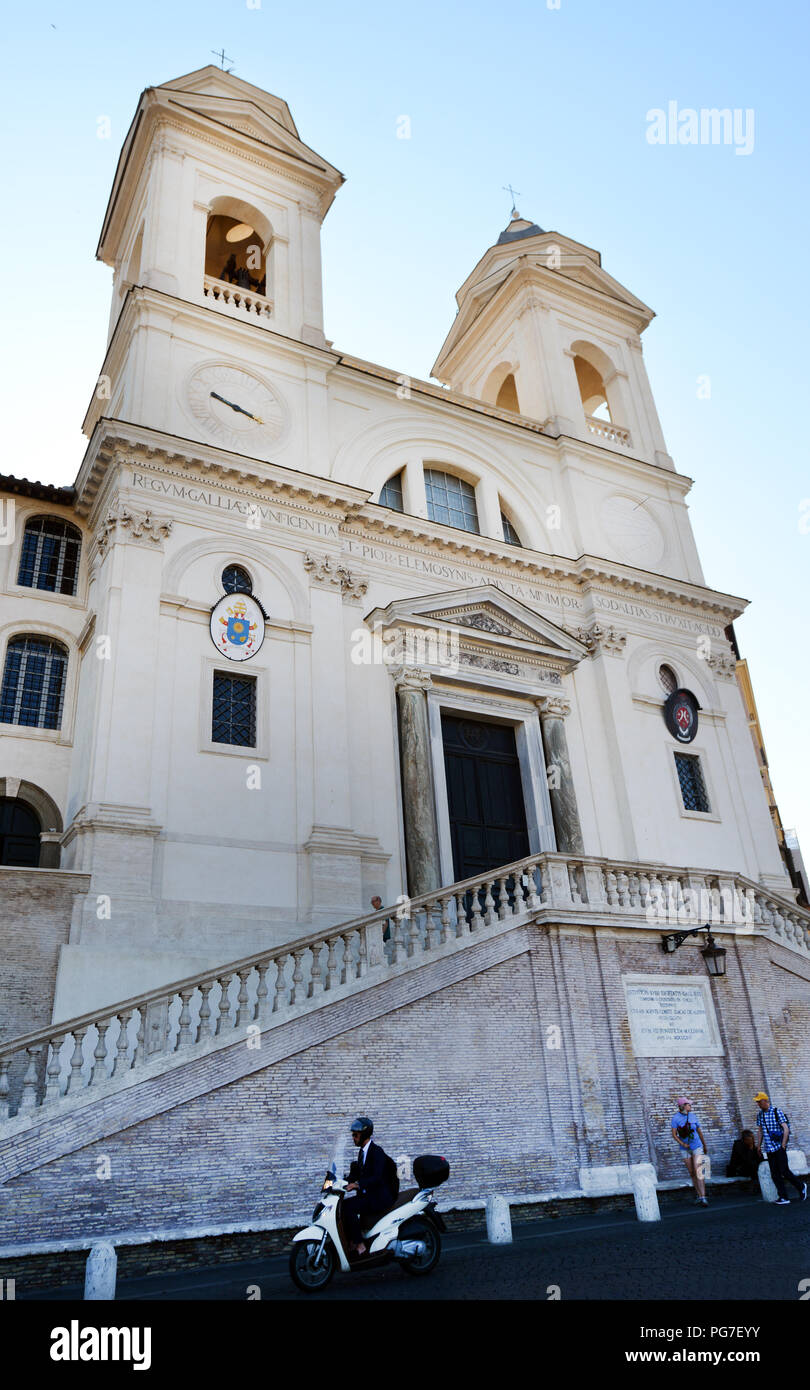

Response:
(0, 925), (807, 1249)
(0, 869), (90, 1042)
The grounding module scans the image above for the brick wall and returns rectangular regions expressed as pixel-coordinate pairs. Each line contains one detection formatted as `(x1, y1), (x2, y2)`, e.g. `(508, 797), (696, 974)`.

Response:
(0, 923), (807, 1250)
(0, 869), (89, 1042)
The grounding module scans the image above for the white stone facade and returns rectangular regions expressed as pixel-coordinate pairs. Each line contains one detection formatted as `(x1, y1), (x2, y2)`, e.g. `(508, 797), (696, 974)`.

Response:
(0, 65), (792, 1024)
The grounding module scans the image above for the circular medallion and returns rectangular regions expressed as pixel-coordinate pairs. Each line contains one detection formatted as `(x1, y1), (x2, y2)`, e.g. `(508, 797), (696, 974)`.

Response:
(186, 362), (287, 453)
(209, 591), (266, 662)
(459, 720), (489, 751)
(663, 688), (700, 743)
(601, 495), (665, 569)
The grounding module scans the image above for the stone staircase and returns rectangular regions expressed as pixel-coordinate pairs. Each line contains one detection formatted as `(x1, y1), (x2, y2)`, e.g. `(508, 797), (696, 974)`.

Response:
(1, 849), (808, 1181)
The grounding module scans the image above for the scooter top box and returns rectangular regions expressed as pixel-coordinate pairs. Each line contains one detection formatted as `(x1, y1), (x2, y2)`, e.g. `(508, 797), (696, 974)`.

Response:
(413, 1154), (450, 1189)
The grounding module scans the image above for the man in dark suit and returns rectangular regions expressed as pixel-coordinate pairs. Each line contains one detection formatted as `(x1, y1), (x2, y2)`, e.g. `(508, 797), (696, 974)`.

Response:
(342, 1116), (397, 1256)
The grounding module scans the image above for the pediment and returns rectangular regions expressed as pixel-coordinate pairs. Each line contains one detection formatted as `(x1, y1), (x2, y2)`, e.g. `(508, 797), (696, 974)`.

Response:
(158, 88), (341, 182)
(366, 584), (589, 681)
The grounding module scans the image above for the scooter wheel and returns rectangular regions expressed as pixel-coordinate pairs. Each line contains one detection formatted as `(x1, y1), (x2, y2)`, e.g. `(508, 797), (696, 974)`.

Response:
(289, 1239), (337, 1292)
(398, 1219), (441, 1276)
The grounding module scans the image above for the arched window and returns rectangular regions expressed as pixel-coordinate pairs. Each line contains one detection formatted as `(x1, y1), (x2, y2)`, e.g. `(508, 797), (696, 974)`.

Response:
(17, 516), (81, 596)
(495, 373), (520, 413)
(424, 469), (480, 534)
(222, 564), (253, 594)
(0, 636), (68, 730)
(205, 214), (267, 297)
(574, 354), (611, 421)
(379, 472), (404, 511)
(658, 664), (678, 694)
(501, 513), (522, 546)
(0, 798), (41, 867)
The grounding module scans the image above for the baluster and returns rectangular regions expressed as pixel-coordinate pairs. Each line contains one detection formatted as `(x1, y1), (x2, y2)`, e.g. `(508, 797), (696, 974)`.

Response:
(628, 872), (640, 908)
(422, 902), (435, 951)
(177, 990), (194, 1048)
(197, 984), (215, 1040)
(440, 897), (451, 944)
(0, 1057), (11, 1119)
(46, 1033), (65, 1101)
(113, 1012), (133, 1075)
(455, 892), (468, 937)
(325, 936), (340, 988)
(615, 870), (628, 907)
(637, 873), (651, 909)
(526, 864), (541, 911)
(513, 873), (529, 916)
(90, 1020), (112, 1087)
(497, 877), (509, 921)
(407, 910), (420, 958)
(236, 971), (252, 1027)
(605, 869), (618, 905)
(356, 930), (368, 979)
(255, 962), (271, 1018)
(19, 1045), (44, 1113)
(470, 885), (484, 931)
(483, 880), (496, 926)
(274, 954), (291, 1011)
(133, 1009), (146, 1066)
(386, 915), (400, 964)
(216, 975), (234, 1034)
(291, 949), (307, 1004)
(66, 1028), (88, 1094)
(341, 932), (357, 982)
(309, 943), (324, 997)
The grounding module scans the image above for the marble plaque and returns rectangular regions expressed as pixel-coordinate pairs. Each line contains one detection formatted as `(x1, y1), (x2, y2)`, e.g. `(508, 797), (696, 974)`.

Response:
(622, 973), (724, 1057)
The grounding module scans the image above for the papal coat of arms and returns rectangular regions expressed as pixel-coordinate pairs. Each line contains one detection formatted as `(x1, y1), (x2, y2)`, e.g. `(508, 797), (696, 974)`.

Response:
(663, 688), (699, 743)
(209, 592), (266, 662)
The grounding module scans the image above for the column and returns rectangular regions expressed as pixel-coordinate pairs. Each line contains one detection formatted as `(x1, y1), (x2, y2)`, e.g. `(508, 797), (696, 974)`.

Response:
(536, 696), (584, 854)
(394, 668), (441, 897)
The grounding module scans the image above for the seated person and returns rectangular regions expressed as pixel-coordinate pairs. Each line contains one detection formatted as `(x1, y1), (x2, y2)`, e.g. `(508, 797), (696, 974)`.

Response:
(726, 1129), (763, 1190)
(342, 1116), (397, 1256)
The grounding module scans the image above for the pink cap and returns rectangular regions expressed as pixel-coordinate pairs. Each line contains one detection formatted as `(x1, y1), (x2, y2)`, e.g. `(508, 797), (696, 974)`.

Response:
(676, 1096), (691, 1106)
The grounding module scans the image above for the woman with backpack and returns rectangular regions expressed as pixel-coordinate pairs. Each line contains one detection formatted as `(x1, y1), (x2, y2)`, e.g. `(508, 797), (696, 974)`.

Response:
(671, 1096), (709, 1205)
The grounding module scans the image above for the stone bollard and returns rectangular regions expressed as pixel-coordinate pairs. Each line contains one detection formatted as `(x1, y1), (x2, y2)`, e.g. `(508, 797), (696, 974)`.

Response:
(758, 1161), (778, 1203)
(84, 1242), (117, 1300)
(486, 1194), (513, 1244)
(630, 1163), (660, 1222)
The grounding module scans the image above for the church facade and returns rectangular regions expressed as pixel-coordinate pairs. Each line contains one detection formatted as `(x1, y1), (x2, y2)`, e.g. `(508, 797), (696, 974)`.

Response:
(0, 68), (808, 1244)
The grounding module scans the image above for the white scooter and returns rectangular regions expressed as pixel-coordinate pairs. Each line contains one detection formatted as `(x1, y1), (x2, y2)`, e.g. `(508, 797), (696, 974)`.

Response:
(289, 1154), (449, 1292)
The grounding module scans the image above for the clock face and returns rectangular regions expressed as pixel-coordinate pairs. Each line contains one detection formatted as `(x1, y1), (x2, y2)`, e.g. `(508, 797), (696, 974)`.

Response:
(185, 363), (287, 452)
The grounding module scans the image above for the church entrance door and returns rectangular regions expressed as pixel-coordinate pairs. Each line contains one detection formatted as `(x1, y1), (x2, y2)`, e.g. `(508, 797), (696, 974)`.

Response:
(441, 714), (529, 884)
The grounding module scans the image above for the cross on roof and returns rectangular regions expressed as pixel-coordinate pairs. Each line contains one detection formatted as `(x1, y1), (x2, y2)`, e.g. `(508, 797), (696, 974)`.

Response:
(211, 47), (234, 71)
(503, 184), (521, 218)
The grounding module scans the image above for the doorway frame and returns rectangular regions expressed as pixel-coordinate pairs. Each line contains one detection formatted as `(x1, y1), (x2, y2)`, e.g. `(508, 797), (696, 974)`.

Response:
(426, 688), (556, 887)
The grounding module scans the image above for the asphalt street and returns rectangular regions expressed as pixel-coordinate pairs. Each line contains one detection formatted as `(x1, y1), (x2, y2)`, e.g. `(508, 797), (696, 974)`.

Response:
(25, 1187), (810, 1301)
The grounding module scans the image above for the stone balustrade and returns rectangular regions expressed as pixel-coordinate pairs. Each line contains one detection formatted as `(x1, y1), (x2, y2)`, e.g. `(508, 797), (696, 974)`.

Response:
(586, 416), (632, 448)
(1, 851), (807, 1125)
(202, 274), (273, 321)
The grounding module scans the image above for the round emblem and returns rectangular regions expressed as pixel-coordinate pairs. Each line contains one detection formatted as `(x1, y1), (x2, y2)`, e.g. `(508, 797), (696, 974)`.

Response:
(209, 591), (266, 662)
(663, 688), (700, 743)
(186, 362), (287, 453)
(459, 721), (489, 751)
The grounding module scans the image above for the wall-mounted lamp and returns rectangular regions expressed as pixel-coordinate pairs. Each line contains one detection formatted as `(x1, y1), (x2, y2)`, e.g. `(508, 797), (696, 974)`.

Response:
(661, 923), (727, 977)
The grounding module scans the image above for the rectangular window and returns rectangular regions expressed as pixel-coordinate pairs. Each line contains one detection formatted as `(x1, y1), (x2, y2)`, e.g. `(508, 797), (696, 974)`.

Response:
(674, 752), (711, 813)
(212, 671), (256, 747)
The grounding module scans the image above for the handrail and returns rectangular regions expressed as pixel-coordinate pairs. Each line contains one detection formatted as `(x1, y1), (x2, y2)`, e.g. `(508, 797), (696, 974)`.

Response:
(0, 850), (807, 1121)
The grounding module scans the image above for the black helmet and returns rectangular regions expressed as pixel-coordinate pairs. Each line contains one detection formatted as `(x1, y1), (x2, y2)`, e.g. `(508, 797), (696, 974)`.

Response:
(350, 1116), (373, 1143)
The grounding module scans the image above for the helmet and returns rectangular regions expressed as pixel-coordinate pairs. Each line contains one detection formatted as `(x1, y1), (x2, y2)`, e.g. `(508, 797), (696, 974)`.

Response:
(350, 1116), (374, 1143)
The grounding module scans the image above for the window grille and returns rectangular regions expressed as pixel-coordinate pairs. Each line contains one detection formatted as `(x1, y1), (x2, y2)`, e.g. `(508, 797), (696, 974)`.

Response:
(17, 516), (81, 596)
(424, 469), (479, 534)
(675, 752), (710, 813)
(212, 671), (257, 747)
(379, 472), (404, 511)
(0, 636), (68, 730)
(222, 564), (253, 594)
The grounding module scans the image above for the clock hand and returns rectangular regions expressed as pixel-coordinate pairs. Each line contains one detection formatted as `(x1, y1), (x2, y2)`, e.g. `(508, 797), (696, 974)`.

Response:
(209, 391), (264, 425)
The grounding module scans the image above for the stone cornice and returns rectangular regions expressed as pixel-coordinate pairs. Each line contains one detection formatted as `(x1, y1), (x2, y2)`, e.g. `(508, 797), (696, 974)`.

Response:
(74, 418), (370, 523)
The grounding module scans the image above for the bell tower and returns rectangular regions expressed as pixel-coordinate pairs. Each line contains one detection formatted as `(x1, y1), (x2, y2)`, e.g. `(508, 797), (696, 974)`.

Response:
(432, 212), (673, 470)
(87, 66), (343, 451)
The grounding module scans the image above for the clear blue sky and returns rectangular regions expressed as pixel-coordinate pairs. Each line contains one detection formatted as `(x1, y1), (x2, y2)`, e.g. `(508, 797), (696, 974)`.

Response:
(1, 0), (808, 853)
